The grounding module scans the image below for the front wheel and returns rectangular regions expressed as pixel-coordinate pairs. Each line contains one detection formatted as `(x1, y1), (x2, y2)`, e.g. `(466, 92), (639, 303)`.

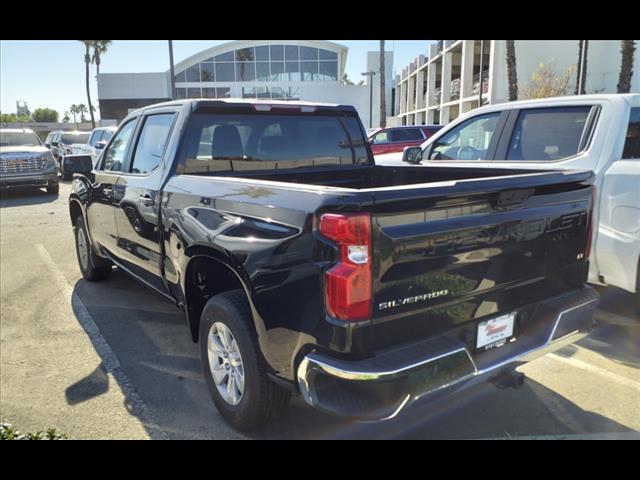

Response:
(74, 215), (112, 281)
(46, 182), (59, 195)
(199, 290), (290, 431)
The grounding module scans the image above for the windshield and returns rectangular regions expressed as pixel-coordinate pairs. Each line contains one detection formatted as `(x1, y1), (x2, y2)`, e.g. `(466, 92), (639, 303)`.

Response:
(61, 132), (90, 145)
(0, 131), (42, 147)
(178, 112), (370, 174)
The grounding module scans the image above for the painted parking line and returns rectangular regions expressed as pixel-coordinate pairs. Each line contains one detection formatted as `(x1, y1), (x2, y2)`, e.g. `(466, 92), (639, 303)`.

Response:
(548, 353), (640, 392)
(35, 243), (169, 440)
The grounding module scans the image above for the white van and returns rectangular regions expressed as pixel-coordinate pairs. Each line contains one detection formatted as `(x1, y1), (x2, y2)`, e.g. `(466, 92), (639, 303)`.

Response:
(376, 94), (640, 307)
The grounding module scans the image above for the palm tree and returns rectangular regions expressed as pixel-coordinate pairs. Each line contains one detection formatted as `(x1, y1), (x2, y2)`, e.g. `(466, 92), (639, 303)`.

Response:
(69, 104), (79, 126)
(91, 40), (112, 75)
(77, 104), (88, 123)
(379, 40), (386, 129)
(79, 40), (96, 129)
(506, 40), (518, 101)
(617, 40), (636, 93)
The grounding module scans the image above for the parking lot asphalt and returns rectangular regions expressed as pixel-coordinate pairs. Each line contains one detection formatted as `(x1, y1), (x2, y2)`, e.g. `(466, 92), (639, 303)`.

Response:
(1, 181), (639, 440)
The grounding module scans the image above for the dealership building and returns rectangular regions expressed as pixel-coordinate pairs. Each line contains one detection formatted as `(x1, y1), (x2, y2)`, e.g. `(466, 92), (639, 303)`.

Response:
(97, 40), (394, 128)
(395, 40), (640, 126)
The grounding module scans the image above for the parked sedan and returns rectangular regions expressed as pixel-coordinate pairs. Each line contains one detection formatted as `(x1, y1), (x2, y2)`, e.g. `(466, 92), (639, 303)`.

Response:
(1, 128), (59, 194)
(368, 125), (442, 155)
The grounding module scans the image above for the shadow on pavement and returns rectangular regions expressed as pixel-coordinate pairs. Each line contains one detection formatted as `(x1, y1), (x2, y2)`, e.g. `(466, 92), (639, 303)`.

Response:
(0, 187), (58, 208)
(65, 362), (110, 405)
(68, 268), (638, 439)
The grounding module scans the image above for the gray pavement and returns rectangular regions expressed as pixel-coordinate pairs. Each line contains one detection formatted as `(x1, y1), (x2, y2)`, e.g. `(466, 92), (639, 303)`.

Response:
(1, 181), (638, 439)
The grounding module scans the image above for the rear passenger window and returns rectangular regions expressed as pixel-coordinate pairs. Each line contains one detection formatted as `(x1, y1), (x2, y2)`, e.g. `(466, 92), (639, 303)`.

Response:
(622, 107), (640, 159)
(390, 129), (423, 142)
(130, 114), (175, 174)
(506, 106), (592, 161)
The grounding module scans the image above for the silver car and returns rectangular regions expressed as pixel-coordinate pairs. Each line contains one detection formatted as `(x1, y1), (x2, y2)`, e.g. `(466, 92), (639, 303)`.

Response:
(1, 129), (59, 194)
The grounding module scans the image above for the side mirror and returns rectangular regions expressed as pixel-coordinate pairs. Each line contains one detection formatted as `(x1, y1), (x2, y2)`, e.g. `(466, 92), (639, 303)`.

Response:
(95, 140), (107, 150)
(51, 141), (59, 147)
(44, 142), (51, 148)
(402, 146), (423, 164)
(62, 154), (93, 177)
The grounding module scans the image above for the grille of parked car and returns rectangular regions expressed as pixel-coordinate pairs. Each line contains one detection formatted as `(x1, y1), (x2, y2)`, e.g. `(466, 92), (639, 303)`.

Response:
(0, 154), (46, 174)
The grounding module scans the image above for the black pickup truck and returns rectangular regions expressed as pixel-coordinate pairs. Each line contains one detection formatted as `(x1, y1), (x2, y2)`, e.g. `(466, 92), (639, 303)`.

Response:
(65, 99), (598, 431)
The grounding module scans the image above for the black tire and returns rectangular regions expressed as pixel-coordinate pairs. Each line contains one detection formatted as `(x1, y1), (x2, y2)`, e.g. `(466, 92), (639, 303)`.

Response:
(74, 215), (112, 281)
(46, 182), (59, 195)
(199, 290), (290, 431)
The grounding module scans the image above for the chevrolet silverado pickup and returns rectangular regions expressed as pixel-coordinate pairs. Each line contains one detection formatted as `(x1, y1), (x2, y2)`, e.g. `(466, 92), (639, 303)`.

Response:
(66, 99), (598, 431)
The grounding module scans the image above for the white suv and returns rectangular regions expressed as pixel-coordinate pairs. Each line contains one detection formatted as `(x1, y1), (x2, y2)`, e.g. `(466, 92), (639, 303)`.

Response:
(377, 94), (640, 308)
(80, 126), (117, 166)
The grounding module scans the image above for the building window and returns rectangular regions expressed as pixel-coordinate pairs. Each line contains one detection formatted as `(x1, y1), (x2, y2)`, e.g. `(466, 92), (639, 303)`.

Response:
(215, 63), (235, 82)
(176, 88), (187, 99)
(202, 88), (216, 98)
(175, 71), (186, 83)
(301, 47), (318, 61)
(256, 62), (270, 81)
(255, 46), (269, 61)
(270, 45), (284, 61)
(217, 88), (231, 98)
(236, 62), (256, 81)
(200, 63), (215, 82)
(186, 65), (200, 82)
(242, 87), (257, 98)
(319, 61), (338, 81)
(270, 62), (285, 81)
(214, 51), (234, 62)
(301, 61), (318, 81)
(286, 61), (300, 82)
(285, 45), (299, 61)
(187, 88), (201, 99)
(235, 47), (255, 62)
(319, 49), (338, 61)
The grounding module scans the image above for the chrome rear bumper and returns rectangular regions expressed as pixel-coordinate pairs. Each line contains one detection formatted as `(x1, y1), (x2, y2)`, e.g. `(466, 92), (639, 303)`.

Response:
(297, 286), (598, 421)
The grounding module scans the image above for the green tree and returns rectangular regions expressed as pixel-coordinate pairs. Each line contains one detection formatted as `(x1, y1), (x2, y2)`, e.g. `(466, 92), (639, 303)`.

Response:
(79, 40), (97, 129)
(63, 111), (70, 123)
(32, 108), (59, 122)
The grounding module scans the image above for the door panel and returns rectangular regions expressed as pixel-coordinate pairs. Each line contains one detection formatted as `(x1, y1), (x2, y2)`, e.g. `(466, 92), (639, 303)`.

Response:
(113, 112), (176, 292)
(87, 119), (138, 257)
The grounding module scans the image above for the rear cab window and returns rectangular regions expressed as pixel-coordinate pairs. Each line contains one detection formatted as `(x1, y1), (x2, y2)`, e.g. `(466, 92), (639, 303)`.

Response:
(622, 107), (640, 159)
(177, 110), (369, 174)
(505, 106), (594, 161)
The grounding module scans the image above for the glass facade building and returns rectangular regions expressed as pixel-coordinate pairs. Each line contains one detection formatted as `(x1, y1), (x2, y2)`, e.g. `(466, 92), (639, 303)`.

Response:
(173, 41), (345, 101)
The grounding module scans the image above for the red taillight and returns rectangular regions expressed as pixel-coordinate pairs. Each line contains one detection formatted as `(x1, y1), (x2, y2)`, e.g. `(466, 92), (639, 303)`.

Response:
(585, 184), (597, 259)
(319, 213), (372, 321)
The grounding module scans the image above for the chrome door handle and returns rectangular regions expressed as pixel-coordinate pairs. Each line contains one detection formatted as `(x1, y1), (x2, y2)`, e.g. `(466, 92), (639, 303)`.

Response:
(139, 194), (154, 206)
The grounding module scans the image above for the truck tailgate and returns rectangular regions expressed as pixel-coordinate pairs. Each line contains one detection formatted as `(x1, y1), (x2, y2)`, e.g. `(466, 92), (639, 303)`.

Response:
(365, 170), (594, 353)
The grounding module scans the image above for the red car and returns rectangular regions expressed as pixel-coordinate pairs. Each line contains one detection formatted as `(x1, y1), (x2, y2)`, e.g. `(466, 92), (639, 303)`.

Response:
(368, 125), (443, 155)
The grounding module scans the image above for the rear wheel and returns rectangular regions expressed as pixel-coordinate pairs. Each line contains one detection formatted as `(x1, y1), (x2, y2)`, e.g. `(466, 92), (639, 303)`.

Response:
(199, 290), (290, 431)
(74, 215), (112, 281)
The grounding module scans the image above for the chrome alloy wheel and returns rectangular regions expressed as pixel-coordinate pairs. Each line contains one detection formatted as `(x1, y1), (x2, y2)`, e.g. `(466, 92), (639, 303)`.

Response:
(77, 226), (89, 271)
(207, 322), (245, 405)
